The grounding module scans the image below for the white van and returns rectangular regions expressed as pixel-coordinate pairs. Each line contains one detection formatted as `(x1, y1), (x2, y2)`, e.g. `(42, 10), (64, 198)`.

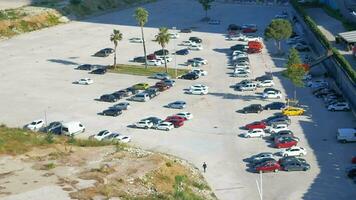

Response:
(131, 93), (150, 102)
(337, 128), (356, 143)
(62, 121), (85, 136)
(238, 82), (257, 91)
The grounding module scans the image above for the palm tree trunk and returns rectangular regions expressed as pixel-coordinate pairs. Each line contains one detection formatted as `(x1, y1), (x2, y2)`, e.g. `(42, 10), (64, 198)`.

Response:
(140, 26), (148, 69)
(114, 45), (117, 68)
(162, 47), (168, 73)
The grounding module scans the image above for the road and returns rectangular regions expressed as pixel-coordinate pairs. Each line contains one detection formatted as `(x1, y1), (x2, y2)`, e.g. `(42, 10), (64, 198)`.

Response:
(0, 0), (355, 199)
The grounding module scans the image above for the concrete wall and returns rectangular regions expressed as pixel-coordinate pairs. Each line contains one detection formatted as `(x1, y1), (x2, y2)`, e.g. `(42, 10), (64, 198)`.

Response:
(291, 8), (356, 111)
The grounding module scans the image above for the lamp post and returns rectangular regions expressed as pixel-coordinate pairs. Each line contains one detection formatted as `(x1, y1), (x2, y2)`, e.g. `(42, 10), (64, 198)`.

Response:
(172, 26), (177, 78)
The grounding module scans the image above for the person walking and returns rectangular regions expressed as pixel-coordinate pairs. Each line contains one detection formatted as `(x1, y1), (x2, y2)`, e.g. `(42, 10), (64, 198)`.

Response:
(202, 162), (207, 173)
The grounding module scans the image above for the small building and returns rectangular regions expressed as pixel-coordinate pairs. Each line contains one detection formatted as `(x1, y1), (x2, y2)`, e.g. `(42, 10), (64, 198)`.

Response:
(337, 30), (356, 51)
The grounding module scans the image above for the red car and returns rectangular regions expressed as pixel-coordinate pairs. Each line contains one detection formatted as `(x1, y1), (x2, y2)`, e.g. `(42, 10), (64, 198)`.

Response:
(255, 161), (281, 173)
(245, 121), (267, 130)
(247, 48), (262, 54)
(155, 81), (170, 91)
(352, 156), (356, 164)
(242, 27), (257, 33)
(146, 54), (157, 60)
(165, 116), (185, 127)
(274, 137), (298, 148)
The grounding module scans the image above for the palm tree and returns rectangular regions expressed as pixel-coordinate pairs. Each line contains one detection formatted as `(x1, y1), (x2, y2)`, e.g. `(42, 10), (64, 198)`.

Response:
(110, 29), (123, 68)
(155, 27), (170, 73)
(134, 7), (149, 69)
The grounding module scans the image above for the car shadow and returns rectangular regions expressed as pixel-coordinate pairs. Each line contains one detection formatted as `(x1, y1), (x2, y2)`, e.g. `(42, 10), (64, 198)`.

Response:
(47, 59), (79, 66)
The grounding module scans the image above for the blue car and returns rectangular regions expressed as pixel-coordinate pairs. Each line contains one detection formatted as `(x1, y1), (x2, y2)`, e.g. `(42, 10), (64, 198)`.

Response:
(264, 102), (286, 110)
(176, 49), (189, 55)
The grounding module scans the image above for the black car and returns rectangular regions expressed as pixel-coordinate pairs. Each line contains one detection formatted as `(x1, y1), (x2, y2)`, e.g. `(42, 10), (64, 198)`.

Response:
(102, 108), (122, 117)
(255, 75), (273, 82)
(90, 68), (107, 75)
(270, 130), (294, 140)
(347, 167), (356, 179)
(279, 156), (306, 166)
(144, 117), (163, 128)
(264, 102), (286, 110)
(242, 104), (264, 114)
(189, 37), (202, 43)
(230, 44), (247, 51)
(44, 121), (62, 135)
(282, 160), (310, 171)
(154, 49), (169, 56)
(100, 94), (118, 102)
(180, 72), (199, 80)
(227, 24), (242, 32)
(76, 64), (94, 71)
(250, 157), (276, 167)
(111, 91), (125, 99)
(180, 28), (192, 33)
(94, 48), (114, 57)
(127, 87), (139, 95)
(116, 89), (131, 97)
(176, 49), (189, 55)
(264, 115), (291, 125)
(146, 87), (160, 97)
(133, 56), (146, 63)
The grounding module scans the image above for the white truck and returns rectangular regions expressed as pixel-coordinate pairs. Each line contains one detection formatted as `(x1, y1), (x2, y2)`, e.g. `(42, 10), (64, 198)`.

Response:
(337, 128), (356, 143)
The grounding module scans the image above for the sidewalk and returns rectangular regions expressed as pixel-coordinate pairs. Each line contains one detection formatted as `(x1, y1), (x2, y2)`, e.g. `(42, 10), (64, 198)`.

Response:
(306, 8), (356, 71)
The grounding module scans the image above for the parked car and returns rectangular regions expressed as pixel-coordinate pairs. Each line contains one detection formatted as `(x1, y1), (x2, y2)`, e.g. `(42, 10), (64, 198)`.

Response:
(169, 32), (179, 39)
(264, 102), (286, 110)
(189, 84), (208, 91)
(163, 79), (175, 87)
(191, 69), (208, 76)
(62, 121), (85, 136)
(187, 88), (208, 95)
(336, 128), (356, 143)
(102, 108), (122, 117)
(103, 133), (131, 143)
(92, 130), (112, 141)
(245, 121), (267, 130)
(155, 122), (175, 131)
(181, 40), (196, 46)
(111, 102), (130, 110)
(176, 112), (193, 120)
(232, 71), (249, 77)
(131, 93), (150, 102)
(100, 94), (118, 102)
(282, 107), (305, 116)
(133, 56), (146, 63)
(255, 75), (273, 82)
(269, 123), (289, 134)
(248, 152), (275, 164)
(154, 73), (171, 80)
(262, 90), (282, 99)
(264, 115), (291, 126)
(306, 80), (328, 88)
(133, 83), (150, 90)
(176, 48), (189, 55)
(167, 101), (186, 109)
(189, 37), (202, 43)
(282, 161), (310, 171)
(154, 49), (169, 56)
(230, 44), (248, 51)
(188, 44), (203, 50)
(129, 37), (143, 43)
(257, 80), (275, 87)
(227, 24), (242, 32)
(242, 128), (266, 138)
(255, 160), (281, 173)
(328, 102), (350, 111)
(280, 146), (307, 157)
(242, 104), (263, 114)
(165, 116), (185, 128)
(180, 72), (199, 80)
(143, 117), (163, 129)
(147, 59), (162, 66)
(76, 64), (94, 70)
(25, 119), (45, 132)
(74, 78), (93, 85)
(278, 156), (306, 166)
(236, 81), (257, 91)
(134, 120), (154, 129)
(90, 68), (107, 74)
(44, 121), (62, 135)
(270, 130), (294, 140)
(275, 136), (298, 148)
(94, 48), (113, 57)
(346, 167), (356, 179)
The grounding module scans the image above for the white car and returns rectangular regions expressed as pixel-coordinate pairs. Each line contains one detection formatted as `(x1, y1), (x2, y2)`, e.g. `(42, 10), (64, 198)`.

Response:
(262, 90), (282, 99)
(157, 56), (173, 63)
(306, 80), (328, 88)
(181, 40), (196, 46)
(75, 78), (93, 85)
(103, 133), (131, 143)
(234, 68), (250, 74)
(176, 112), (194, 120)
(328, 102), (350, 111)
(280, 146), (307, 157)
(191, 69), (208, 76)
(25, 119), (45, 132)
(257, 80), (275, 87)
(156, 122), (174, 131)
(234, 63), (250, 69)
(169, 33), (179, 39)
(154, 73), (171, 80)
(232, 54), (248, 61)
(187, 88), (208, 95)
(111, 102), (130, 110)
(93, 130), (112, 141)
(226, 34), (246, 41)
(231, 50), (245, 56)
(250, 152), (275, 163)
(129, 37), (143, 43)
(147, 59), (162, 66)
(242, 129), (266, 138)
(134, 120), (153, 129)
(240, 36), (262, 42)
(269, 124), (289, 134)
(190, 84), (209, 90)
(232, 71), (249, 77)
(188, 44), (203, 50)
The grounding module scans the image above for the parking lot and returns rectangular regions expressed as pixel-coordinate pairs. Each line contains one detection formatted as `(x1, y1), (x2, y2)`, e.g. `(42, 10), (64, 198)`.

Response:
(0, 0), (355, 199)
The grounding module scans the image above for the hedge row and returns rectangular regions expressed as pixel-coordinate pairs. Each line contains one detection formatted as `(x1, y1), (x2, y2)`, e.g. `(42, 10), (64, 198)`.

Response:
(290, 0), (356, 83)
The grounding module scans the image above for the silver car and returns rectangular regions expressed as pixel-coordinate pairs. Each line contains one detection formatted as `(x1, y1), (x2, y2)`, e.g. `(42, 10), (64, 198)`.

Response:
(167, 101), (186, 109)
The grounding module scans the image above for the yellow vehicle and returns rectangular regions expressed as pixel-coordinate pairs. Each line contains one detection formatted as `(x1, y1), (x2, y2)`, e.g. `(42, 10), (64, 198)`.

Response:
(282, 107), (305, 116)
(133, 83), (149, 90)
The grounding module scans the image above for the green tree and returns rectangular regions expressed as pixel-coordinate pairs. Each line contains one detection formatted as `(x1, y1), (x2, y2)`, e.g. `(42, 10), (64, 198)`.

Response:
(134, 7), (149, 69)
(198, 0), (214, 19)
(110, 29), (123, 68)
(284, 48), (306, 99)
(264, 19), (292, 53)
(155, 27), (170, 73)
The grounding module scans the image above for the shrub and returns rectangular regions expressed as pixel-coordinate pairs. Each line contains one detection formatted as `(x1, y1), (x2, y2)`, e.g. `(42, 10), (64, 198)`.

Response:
(331, 48), (356, 82)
